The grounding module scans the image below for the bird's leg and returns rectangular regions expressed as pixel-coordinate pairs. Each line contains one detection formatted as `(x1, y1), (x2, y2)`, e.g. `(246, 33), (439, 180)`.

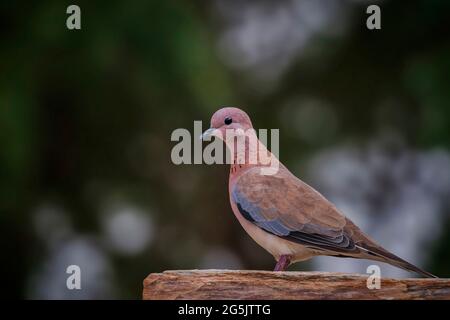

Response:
(273, 255), (292, 271)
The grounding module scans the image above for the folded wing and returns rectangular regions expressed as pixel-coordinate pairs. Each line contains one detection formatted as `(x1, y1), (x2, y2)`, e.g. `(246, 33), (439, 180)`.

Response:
(232, 167), (359, 254)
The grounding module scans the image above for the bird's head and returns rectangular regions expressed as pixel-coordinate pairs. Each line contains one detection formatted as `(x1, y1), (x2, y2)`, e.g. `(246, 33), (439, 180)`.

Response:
(201, 107), (254, 141)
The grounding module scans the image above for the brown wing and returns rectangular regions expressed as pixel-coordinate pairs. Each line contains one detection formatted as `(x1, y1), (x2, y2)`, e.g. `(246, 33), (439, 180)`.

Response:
(232, 167), (359, 254)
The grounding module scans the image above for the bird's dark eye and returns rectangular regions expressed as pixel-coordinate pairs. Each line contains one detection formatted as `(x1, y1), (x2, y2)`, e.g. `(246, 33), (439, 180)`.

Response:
(224, 117), (232, 125)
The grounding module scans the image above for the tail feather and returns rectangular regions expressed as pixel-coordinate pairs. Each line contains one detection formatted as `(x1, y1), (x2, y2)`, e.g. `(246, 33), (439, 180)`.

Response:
(356, 244), (437, 278)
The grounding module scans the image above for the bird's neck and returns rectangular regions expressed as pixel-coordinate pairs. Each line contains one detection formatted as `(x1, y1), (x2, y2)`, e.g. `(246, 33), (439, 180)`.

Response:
(228, 137), (280, 182)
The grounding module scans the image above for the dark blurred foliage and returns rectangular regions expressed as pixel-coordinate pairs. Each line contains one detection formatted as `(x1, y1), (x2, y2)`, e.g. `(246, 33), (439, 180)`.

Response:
(0, 0), (449, 298)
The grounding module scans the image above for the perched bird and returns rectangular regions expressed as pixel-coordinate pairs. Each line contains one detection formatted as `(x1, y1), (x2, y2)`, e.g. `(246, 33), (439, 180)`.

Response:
(201, 107), (436, 278)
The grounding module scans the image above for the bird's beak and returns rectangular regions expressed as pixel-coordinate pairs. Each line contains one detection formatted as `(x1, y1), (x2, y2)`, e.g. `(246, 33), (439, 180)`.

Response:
(200, 128), (218, 141)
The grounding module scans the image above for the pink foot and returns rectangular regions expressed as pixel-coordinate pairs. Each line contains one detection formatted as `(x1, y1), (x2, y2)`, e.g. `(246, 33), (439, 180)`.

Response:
(273, 255), (291, 271)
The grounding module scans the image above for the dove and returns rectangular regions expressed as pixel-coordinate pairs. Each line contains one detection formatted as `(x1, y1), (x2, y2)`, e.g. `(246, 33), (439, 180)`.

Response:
(201, 107), (436, 277)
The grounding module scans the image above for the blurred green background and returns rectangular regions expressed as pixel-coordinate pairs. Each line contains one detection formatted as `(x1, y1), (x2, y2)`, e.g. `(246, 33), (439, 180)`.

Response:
(1, 0), (450, 299)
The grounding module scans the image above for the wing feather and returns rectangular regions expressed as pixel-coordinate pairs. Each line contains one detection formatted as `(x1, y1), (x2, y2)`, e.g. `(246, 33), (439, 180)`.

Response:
(232, 167), (358, 253)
